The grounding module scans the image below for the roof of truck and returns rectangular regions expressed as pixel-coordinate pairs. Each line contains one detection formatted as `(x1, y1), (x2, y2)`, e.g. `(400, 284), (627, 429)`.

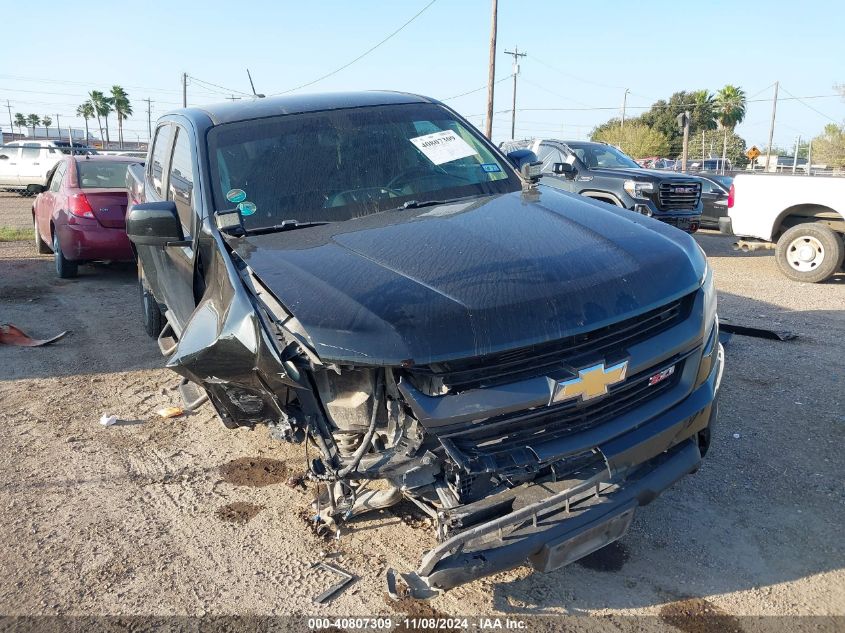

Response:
(181, 91), (436, 126)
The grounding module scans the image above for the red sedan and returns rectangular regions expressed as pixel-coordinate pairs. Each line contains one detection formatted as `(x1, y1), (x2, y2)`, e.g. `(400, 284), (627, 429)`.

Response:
(32, 155), (141, 278)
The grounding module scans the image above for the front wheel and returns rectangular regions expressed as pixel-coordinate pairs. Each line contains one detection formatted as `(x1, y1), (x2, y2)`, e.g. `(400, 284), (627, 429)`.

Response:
(775, 223), (844, 283)
(53, 231), (78, 278)
(139, 271), (164, 338)
(34, 217), (51, 254)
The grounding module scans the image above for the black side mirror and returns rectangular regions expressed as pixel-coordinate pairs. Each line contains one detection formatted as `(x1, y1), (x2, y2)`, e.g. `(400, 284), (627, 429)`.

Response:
(30, 184), (47, 194)
(553, 162), (576, 178)
(126, 201), (184, 247)
(506, 149), (542, 183)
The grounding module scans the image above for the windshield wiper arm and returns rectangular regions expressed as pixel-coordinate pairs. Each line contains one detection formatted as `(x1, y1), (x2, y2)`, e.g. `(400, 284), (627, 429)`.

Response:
(389, 196), (482, 212)
(234, 220), (329, 237)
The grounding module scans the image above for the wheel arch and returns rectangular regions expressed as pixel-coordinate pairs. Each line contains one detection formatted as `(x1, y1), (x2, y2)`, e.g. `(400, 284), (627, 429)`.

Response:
(580, 191), (625, 207)
(773, 204), (845, 241)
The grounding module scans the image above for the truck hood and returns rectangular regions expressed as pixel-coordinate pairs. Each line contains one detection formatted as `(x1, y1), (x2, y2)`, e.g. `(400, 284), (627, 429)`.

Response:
(584, 167), (698, 181)
(230, 187), (705, 366)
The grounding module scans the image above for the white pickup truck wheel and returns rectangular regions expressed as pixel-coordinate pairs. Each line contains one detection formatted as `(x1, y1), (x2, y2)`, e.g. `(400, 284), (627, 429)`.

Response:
(775, 223), (844, 283)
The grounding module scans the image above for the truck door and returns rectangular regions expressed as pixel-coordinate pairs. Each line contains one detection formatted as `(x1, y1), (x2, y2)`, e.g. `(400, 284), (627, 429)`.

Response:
(135, 123), (198, 335)
(17, 144), (49, 189)
(0, 146), (20, 186)
(537, 143), (576, 193)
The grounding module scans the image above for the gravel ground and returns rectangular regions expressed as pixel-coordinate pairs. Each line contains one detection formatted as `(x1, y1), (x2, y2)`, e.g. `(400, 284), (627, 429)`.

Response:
(0, 192), (32, 231)
(0, 224), (843, 631)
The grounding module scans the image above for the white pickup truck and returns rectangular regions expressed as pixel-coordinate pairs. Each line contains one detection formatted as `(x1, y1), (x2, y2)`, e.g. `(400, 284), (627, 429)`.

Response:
(722, 173), (845, 283)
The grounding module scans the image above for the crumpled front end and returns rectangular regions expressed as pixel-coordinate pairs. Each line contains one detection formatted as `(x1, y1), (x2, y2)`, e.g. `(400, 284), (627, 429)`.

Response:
(167, 235), (723, 596)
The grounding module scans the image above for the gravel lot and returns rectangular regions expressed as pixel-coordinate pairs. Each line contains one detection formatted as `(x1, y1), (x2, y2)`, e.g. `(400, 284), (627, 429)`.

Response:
(0, 200), (843, 630)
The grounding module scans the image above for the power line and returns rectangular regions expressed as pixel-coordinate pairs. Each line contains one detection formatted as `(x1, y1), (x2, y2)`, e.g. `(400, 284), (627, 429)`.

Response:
(187, 75), (252, 97)
(780, 85), (839, 123)
(442, 74), (512, 101)
(519, 75), (595, 108)
(270, 0), (438, 96)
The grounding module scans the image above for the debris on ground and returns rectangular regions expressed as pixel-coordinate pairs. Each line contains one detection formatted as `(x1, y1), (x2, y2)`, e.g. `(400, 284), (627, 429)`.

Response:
(99, 414), (118, 427)
(311, 561), (355, 604)
(156, 406), (184, 419)
(0, 323), (68, 347)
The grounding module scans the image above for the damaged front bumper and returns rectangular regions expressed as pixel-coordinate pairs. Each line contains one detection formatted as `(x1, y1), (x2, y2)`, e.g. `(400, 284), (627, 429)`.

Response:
(391, 343), (723, 598)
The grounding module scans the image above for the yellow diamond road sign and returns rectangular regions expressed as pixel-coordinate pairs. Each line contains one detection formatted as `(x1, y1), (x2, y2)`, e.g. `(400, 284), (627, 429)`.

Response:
(746, 146), (761, 160)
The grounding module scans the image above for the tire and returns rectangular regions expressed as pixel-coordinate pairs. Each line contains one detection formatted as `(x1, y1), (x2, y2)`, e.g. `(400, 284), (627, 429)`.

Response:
(775, 223), (844, 283)
(139, 271), (164, 338)
(34, 217), (51, 254)
(52, 231), (78, 278)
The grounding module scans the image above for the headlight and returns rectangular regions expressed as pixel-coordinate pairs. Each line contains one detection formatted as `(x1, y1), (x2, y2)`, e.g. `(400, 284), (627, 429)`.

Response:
(623, 180), (654, 199)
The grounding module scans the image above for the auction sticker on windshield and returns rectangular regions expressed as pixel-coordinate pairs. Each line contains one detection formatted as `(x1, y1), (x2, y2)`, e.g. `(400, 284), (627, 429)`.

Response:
(410, 130), (478, 165)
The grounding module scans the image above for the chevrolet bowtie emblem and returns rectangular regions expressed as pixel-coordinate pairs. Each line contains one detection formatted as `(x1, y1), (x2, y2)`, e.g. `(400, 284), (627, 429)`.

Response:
(550, 361), (628, 405)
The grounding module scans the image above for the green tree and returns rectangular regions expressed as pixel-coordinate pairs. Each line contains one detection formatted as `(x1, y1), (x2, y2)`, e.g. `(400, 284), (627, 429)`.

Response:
(811, 123), (845, 169)
(89, 90), (112, 145)
(714, 85), (747, 129)
(110, 85), (132, 149)
(42, 115), (52, 138)
(76, 101), (95, 144)
(591, 122), (670, 158)
(25, 114), (41, 137)
(636, 90), (718, 156)
(13, 112), (26, 136)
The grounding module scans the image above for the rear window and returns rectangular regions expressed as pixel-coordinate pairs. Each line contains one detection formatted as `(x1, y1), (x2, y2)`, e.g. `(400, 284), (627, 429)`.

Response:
(77, 161), (131, 189)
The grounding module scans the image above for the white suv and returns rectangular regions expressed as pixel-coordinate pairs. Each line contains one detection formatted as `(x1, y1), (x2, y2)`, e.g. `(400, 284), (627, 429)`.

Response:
(0, 140), (94, 195)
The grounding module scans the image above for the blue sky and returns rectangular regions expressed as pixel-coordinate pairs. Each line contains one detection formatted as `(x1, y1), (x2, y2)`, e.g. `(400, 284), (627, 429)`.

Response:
(1, 0), (842, 150)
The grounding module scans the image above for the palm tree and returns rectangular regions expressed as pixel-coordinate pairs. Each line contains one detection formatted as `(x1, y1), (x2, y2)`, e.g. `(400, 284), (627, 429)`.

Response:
(110, 85), (132, 149)
(714, 85), (747, 130)
(25, 114), (41, 138)
(714, 85), (747, 173)
(42, 115), (52, 139)
(13, 113), (26, 137)
(89, 90), (110, 145)
(76, 101), (95, 144)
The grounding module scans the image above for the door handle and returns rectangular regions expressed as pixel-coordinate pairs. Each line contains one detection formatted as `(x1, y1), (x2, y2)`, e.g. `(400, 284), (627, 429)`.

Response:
(33, 162), (40, 165)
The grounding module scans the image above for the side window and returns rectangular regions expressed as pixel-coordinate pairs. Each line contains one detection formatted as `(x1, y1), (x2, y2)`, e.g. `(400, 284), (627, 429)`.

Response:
(149, 125), (173, 198)
(537, 144), (565, 173)
(49, 162), (66, 192)
(168, 127), (196, 231)
(21, 145), (40, 161)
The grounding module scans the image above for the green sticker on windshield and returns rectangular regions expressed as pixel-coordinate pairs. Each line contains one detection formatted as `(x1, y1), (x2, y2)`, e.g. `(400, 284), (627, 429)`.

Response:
(238, 201), (257, 216)
(226, 188), (247, 203)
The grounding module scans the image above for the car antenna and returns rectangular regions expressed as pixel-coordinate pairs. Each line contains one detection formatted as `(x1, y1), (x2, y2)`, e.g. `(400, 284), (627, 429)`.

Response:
(246, 69), (265, 98)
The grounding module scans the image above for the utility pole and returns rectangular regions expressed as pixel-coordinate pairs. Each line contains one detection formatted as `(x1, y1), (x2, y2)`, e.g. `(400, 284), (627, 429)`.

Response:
(182, 73), (187, 108)
(5, 100), (12, 141)
(143, 98), (152, 139)
(807, 139), (813, 176)
(484, 0), (498, 140)
(55, 114), (60, 140)
(679, 111), (690, 173)
(702, 130), (705, 162)
(504, 46), (526, 140)
(765, 81), (779, 173)
(792, 136), (800, 174)
(621, 88), (629, 128)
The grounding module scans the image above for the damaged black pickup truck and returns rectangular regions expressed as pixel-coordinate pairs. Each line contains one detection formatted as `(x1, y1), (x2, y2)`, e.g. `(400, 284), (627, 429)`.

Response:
(125, 92), (724, 597)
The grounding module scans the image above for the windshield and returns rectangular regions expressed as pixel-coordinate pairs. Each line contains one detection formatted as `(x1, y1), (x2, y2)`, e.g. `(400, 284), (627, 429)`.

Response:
(77, 161), (131, 188)
(567, 143), (641, 169)
(207, 102), (520, 230)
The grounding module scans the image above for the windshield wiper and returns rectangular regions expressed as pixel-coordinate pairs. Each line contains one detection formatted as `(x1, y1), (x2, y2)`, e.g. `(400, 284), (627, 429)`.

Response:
(226, 219), (329, 237)
(389, 195), (484, 212)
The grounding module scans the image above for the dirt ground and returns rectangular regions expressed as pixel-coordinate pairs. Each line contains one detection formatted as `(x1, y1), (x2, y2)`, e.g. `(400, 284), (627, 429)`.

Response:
(1, 213), (844, 629)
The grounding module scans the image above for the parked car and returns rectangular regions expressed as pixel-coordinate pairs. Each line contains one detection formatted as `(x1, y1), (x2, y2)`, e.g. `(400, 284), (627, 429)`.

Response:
(697, 173), (732, 229)
(32, 155), (141, 278)
(501, 139), (703, 233)
(722, 173), (845, 282)
(0, 140), (97, 195)
(126, 92), (723, 596)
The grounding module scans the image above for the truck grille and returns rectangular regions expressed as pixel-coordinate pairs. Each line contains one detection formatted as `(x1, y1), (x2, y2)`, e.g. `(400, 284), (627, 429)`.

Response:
(438, 352), (690, 475)
(658, 181), (701, 209)
(407, 293), (693, 395)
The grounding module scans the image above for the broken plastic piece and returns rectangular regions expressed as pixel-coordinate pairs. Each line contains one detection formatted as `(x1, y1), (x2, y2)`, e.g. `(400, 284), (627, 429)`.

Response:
(99, 414), (118, 427)
(311, 561), (355, 604)
(156, 406), (184, 419)
(0, 323), (68, 347)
